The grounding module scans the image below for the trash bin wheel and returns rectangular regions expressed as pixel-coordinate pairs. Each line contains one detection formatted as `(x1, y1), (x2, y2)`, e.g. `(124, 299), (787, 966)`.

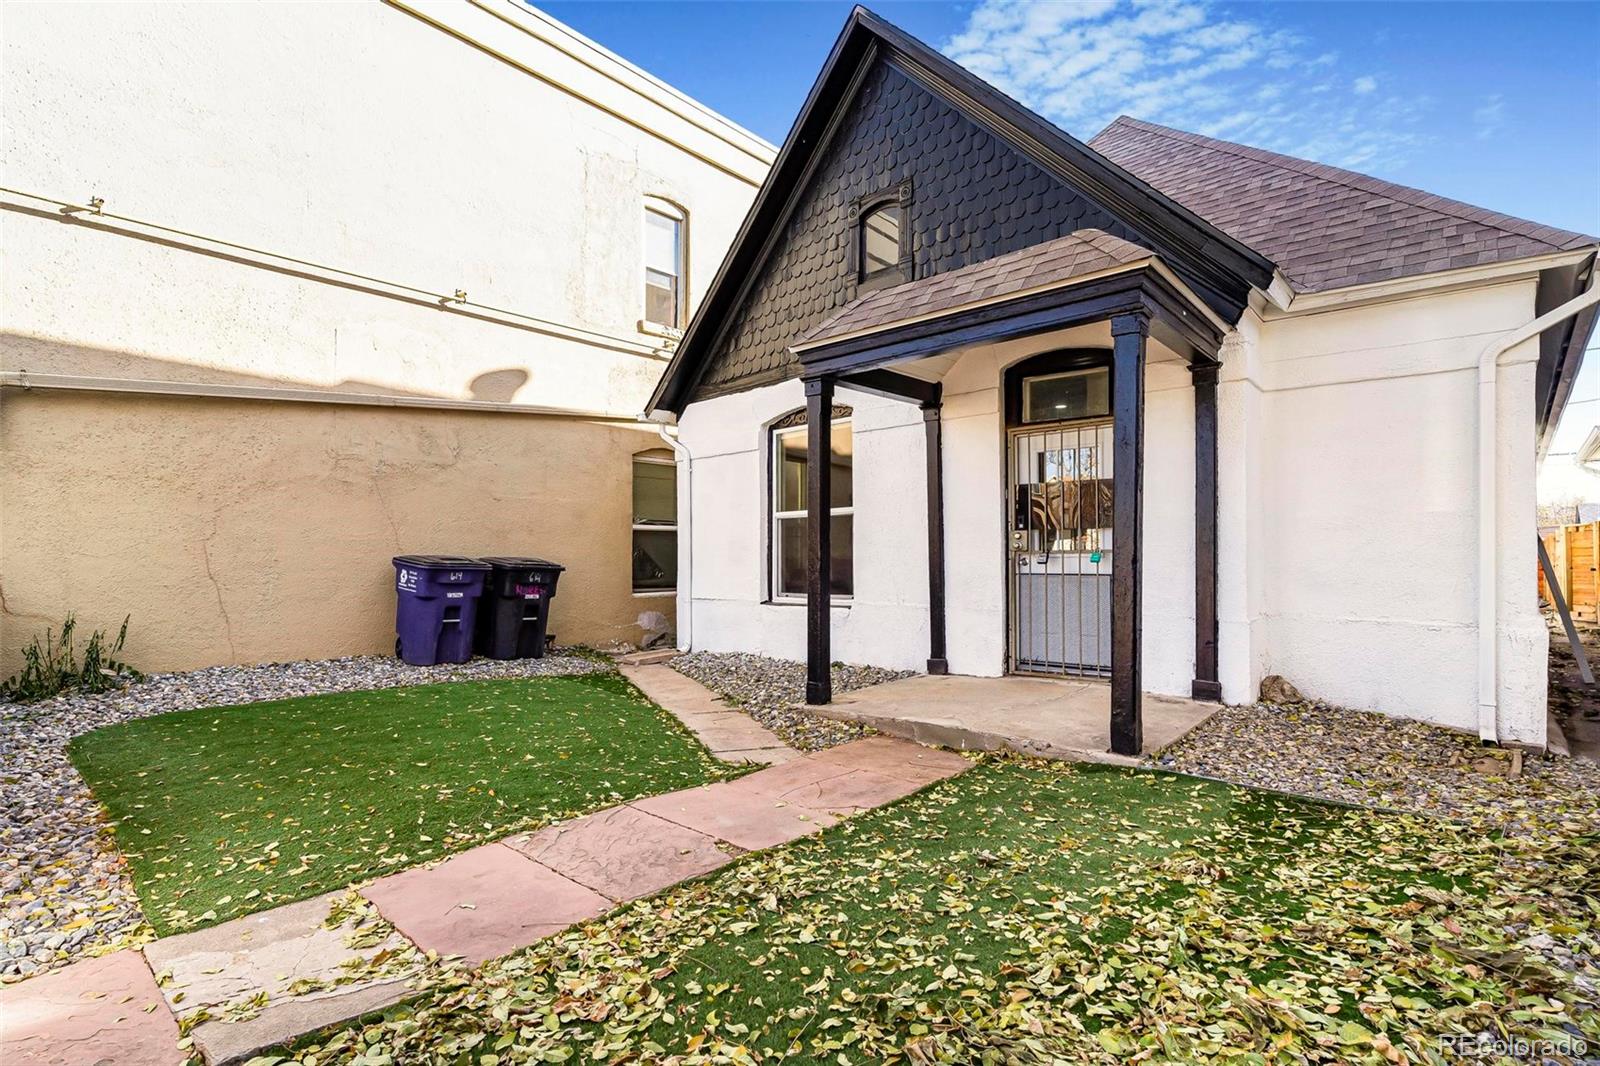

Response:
(395, 637), (403, 658)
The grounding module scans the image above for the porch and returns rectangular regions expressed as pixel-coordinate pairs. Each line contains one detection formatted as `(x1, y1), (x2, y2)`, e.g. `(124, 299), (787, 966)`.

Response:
(789, 230), (1231, 756)
(812, 673), (1219, 765)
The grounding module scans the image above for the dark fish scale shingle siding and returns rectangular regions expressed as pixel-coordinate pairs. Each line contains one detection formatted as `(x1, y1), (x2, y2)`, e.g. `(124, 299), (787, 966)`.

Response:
(697, 60), (1144, 397)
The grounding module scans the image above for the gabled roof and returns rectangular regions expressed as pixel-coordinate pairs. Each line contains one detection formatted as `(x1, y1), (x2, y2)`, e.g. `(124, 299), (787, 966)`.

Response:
(796, 229), (1154, 349)
(648, 6), (1273, 417)
(1090, 116), (1598, 293)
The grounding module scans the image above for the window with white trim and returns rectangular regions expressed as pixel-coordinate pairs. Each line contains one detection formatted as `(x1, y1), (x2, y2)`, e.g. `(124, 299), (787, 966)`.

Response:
(644, 202), (685, 330)
(771, 414), (853, 600)
(632, 451), (677, 593)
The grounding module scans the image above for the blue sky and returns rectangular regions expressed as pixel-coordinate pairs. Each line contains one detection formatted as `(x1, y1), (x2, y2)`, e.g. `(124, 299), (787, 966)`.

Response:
(544, 0), (1600, 470)
(542, 0), (1599, 237)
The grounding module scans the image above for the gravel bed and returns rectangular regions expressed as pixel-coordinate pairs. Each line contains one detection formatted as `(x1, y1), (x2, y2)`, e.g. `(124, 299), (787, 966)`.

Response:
(669, 651), (914, 750)
(0, 653), (605, 983)
(1154, 699), (1600, 835)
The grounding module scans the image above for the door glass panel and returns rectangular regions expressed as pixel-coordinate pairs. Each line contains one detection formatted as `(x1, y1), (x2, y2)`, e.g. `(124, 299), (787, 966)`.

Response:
(1022, 368), (1109, 423)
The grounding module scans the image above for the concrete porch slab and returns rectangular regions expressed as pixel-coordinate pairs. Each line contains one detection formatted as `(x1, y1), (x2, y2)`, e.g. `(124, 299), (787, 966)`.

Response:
(360, 843), (610, 967)
(0, 950), (182, 1066)
(505, 806), (737, 902)
(816, 674), (1218, 764)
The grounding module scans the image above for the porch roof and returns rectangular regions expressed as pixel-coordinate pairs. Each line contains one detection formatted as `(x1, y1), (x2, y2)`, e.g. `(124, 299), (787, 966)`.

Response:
(793, 229), (1153, 351)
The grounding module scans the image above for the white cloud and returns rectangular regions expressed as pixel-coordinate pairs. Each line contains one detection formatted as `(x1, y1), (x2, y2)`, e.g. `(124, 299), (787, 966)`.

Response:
(1473, 94), (1506, 140)
(940, 0), (1430, 172)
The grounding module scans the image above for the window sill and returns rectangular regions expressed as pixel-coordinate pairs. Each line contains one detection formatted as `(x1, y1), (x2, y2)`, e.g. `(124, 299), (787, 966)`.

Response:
(632, 589), (677, 598)
(637, 319), (684, 342)
(765, 597), (853, 608)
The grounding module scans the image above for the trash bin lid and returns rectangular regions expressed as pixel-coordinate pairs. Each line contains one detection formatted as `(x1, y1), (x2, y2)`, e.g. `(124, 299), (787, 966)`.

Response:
(480, 556), (565, 571)
(393, 555), (491, 569)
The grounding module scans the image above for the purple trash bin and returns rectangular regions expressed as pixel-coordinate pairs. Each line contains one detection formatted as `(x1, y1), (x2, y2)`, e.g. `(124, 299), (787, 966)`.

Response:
(392, 555), (490, 666)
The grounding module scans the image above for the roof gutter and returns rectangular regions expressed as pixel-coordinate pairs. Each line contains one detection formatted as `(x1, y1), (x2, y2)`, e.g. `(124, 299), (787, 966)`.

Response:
(1478, 271), (1600, 743)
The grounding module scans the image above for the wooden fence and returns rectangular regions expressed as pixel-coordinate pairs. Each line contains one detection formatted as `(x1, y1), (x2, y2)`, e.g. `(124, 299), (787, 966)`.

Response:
(1540, 521), (1600, 622)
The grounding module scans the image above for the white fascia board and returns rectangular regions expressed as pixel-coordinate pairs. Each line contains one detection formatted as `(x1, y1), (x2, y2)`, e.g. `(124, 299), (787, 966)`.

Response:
(387, 0), (776, 185)
(1260, 247), (1596, 319)
(1579, 425), (1600, 468)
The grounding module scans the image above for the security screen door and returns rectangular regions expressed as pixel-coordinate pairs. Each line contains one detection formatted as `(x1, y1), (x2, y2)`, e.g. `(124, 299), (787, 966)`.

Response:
(1007, 419), (1114, 676)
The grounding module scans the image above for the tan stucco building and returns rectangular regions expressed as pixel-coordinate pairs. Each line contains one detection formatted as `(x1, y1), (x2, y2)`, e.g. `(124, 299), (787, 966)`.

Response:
(0, 0), (775, 673)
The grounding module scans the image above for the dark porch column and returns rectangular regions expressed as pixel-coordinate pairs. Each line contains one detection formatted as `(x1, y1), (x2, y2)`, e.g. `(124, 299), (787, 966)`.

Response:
(1191, 363), (1222, 701)
(805, 375), (834, 705)
(923, 399), (948, 674)
(1110, 312), (1148, 756)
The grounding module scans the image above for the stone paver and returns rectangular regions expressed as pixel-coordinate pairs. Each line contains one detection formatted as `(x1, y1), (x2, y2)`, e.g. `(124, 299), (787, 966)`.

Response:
(735, 765), (926, 815)
(143, 891), (419, 1066)
(0, 949), (182, 1066)
(807, 735), (973, 785)
(505, 805), (737, 902)
(361, 843), (610, 967)
(630, 782), (839, 850)
(621, 663), (798, 764)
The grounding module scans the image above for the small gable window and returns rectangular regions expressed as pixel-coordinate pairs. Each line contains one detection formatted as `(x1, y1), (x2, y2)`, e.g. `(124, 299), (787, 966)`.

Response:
(860, 204), (902, 281)
(852, 182), (912, 290)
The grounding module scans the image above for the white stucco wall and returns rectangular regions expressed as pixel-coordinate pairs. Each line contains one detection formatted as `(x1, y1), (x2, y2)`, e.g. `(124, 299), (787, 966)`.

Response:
(679, 278), (1547, 744)
(1240, 280), (1546, 742)
(677, 323), (1200, 698)
(1, 0), (770, 414)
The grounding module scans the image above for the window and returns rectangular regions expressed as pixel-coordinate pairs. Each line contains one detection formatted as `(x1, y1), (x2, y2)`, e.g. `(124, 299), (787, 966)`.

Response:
(859, 204), (902, 281)
(853, 183), (912, 290)
(771, 416), (853, 600)
(644, 203), (685, 330)
(1022, 367), (1110, 423)
(632, 451), (677, 593)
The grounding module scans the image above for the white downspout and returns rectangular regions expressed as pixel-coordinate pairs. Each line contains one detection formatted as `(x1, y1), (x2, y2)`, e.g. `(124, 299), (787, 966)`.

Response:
(656, 422), (693, 651)
(1478, 273), (1600, 742)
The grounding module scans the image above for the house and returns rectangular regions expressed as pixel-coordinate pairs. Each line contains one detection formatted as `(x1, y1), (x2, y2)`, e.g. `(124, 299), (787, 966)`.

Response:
(0, 1), (773, 673)
(647, 7), (1599, 752)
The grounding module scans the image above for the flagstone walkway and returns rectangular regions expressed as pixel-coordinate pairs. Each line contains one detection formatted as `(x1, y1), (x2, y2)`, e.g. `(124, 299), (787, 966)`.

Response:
(0, 736), (970, 1065)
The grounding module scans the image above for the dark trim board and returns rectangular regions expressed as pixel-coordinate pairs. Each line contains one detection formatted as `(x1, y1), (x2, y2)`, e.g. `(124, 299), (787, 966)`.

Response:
(797, 267), (1222, 380)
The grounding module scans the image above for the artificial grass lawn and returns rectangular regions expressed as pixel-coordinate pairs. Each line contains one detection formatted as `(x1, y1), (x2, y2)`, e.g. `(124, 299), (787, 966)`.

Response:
(293, 757), (1598, 1066)
(70, 673), (737, 935)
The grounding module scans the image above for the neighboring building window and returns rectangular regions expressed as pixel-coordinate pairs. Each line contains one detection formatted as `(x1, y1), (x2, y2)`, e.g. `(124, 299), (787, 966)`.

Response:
(644, 203), (685, 330)
(632, 451), (677, 593)
(859, 204), (902, 281)
(771, 414), (853, 600)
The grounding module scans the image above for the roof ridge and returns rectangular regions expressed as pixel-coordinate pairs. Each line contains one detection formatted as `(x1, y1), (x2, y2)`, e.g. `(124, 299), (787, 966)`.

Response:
(1097, 116), (1596, 251)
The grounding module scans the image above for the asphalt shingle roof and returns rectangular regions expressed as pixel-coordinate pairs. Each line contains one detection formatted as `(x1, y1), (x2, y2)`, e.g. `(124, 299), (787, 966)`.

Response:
(1089, 116), (1598, 293)
(796, 228), (1153, 348)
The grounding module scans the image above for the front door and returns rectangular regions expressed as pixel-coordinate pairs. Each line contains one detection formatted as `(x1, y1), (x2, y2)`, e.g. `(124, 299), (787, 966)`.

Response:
(1007, 420), (1114, 676)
